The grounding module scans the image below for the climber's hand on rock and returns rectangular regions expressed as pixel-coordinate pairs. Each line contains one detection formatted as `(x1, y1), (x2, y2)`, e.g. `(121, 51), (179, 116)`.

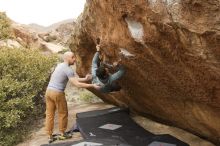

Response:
(113, 61), (118, 67)
(113, 59), (122, 67)
(96, 44), (101, 52)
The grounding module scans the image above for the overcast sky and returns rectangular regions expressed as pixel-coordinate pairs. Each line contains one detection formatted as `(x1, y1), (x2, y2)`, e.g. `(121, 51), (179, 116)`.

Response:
(0, 0), (86, 26)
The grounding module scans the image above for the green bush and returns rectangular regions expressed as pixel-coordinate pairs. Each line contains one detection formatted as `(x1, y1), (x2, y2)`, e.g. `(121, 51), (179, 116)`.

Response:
(58, 47), (70, 54)
(0, 47), (57, 146)
(0, 12), (14, 40)
(79, 89), (101, 103)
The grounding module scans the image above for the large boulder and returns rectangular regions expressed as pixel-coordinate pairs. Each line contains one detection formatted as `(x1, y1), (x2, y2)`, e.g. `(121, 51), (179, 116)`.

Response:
(69, 0), (220, 144)
(11, 23), (39, 48)
(0, 39), (22, 48)
(36, 20), (76, 46)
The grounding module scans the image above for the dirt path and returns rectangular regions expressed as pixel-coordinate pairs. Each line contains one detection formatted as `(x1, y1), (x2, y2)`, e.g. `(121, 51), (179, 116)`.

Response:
(17, 102), (113, 146)
(17, 102), (215, 146)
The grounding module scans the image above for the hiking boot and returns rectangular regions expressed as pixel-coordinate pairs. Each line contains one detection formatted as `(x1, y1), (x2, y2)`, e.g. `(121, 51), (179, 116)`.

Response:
(58, 133), (72, 140)
(48, 136), (56, 144)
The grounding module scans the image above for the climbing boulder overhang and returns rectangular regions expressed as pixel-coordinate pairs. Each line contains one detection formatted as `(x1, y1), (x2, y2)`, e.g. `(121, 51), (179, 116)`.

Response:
(69, 0), (220, 144)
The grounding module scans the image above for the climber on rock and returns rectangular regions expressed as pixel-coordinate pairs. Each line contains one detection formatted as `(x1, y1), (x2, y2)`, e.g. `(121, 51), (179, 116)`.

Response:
(91, 44), (125, 93)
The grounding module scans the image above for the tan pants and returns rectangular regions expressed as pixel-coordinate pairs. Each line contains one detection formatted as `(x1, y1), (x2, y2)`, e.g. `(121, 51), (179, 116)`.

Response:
(45, 89), (68, 136)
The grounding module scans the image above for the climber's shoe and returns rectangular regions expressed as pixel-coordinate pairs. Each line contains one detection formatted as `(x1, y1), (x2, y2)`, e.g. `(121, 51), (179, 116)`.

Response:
(57, 133), (72, 140)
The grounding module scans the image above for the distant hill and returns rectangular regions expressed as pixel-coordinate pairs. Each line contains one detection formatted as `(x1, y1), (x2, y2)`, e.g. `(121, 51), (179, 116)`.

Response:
(0, 12), (75, 51)
(28, 23), (46, 32)
(29, 19), (75, 32)
(47, 19), (75, 31)
(35, 19), (76, 46)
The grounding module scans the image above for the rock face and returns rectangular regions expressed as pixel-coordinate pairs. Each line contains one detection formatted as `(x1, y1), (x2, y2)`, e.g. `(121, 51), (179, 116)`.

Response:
(12, 23), (39, 48)
(8, 21), (74, 52)
(37, 20), (76, 46)
(69, 0), (220, 144)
